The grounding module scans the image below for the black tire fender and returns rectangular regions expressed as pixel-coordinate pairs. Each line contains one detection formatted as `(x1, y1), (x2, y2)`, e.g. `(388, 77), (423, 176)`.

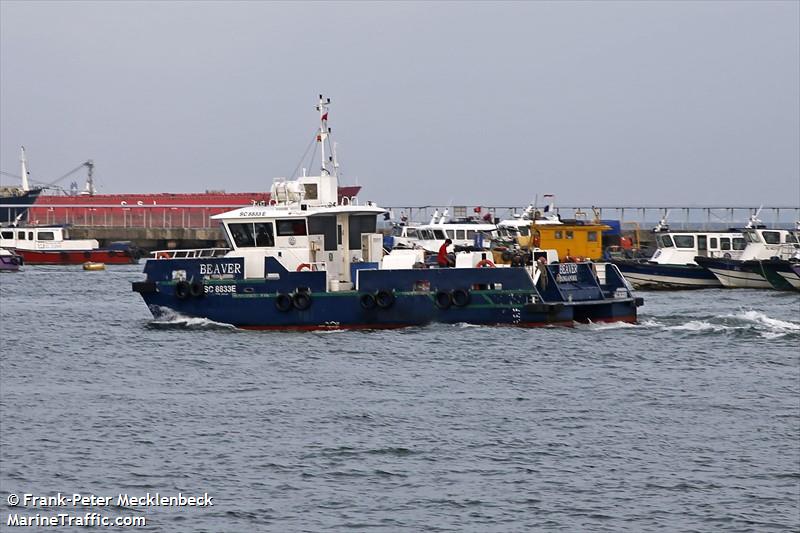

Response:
(434, 290), (452, 309)
(189, 280), (205, 298)
(292, 291), (312, 311)
(375, 290), (395, 309)
(360, 293), (377, 309)
(175, 280), (190, 300)
(451, 288), (470, 307)
(275, 293), (293, 312)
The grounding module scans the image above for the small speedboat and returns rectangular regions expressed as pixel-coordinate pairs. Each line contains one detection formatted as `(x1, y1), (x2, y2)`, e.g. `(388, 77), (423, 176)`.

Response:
(0, 248), (23, 272)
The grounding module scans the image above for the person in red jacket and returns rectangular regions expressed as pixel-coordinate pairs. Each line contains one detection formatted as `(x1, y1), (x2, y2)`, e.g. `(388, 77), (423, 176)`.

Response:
(437, 239), (454, 267)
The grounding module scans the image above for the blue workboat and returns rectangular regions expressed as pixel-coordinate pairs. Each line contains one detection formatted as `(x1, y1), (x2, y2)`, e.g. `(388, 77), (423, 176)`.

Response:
(132, 97), (642, 330)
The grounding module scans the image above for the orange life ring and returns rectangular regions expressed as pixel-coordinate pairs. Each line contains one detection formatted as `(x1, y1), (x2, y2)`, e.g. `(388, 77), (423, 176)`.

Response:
(476, 259), (496, 268)
(157, 252), (171, 259)
(532, 232), (541, 248)
(296, 263), (312, 271)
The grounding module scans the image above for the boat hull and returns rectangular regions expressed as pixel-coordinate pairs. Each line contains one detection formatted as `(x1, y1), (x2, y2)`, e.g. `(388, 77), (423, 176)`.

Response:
(133, 259), (641, 330)
(612, 260), (720, 289)
(138, 287), (638, 330)
(757, 259), (800, 291)
(14, 249), (138, 265)
(0, 254), (22, 272)
(0, 188), (42, 223)
(694, 257), (771, 289)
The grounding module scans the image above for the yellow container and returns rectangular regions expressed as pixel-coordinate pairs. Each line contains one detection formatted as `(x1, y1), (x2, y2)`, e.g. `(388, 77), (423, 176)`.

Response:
(517, 222), (611, 261)
(82, 262), (106, 271)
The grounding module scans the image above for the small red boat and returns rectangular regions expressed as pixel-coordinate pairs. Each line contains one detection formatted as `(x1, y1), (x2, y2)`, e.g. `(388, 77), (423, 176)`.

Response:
(0, 225), (138, 265)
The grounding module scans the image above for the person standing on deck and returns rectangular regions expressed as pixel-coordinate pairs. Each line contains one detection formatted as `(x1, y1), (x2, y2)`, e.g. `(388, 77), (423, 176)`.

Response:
(437, 239), (455, 267)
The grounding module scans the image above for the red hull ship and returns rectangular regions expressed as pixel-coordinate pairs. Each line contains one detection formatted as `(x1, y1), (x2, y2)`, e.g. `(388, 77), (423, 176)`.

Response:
(29, 187), (362, 227)
(14, 248), (137, 265)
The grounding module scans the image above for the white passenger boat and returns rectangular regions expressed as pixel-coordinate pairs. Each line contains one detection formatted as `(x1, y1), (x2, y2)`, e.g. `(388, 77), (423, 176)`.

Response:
(406, 209), (497, 253)
(611, 213), (748, 289)
(694, 221), (800, 289)
(495, 195), (562, 241)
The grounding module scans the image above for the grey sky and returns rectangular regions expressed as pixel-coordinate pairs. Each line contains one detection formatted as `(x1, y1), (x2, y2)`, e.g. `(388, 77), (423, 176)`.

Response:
(1, 1), (798, 206)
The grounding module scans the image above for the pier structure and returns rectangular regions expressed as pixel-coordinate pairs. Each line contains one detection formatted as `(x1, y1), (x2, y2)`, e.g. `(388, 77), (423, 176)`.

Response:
(1, 203), (798, 252)
(385, 205), (800, 229)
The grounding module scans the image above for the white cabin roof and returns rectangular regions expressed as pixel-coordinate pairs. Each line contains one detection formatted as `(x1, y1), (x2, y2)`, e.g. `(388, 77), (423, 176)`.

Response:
(211, 202), (385, 221)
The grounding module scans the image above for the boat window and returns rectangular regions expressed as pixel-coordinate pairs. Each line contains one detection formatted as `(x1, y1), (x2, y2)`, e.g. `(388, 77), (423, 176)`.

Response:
(407, 228), (417, 237)
(720, 238), (731, 250)
(786, 233), (798, 244)
(228, 223), (256, 247)
(566, 230), (574, 240)
(302, 183), (318, 200)
(254, 223), (275, 247)
(17, 231), (26, 240)
(456, 230), (465, 240)
(446, 230), (455, 239)
(391, 226), (403, 237)
(709, 238), (718, 249)
(697, 235), (707, 251)
(433, 230), (446, 239)
(276, 219), (307, 237)
(733, 237), (746, 250)
(37, 231), (55, 241)
(554, 230), (563, 239)
(657, 235), (674, 248)
(28, 232), (33, 240)
(587, 231), (598, 242)
(308, 215), (338, 251)
(519, 227), (530, 236)
(348, 215), (378, 250)
(762, 231), (780, 244)
(1, 231), (12, 239)
(466, 230), (476, 239)
(673, 235), (695, 248)
(743, 230), (760, 243)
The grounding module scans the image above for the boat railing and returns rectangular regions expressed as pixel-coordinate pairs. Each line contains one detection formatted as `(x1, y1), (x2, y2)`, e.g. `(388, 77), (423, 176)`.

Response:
(306, 261), (327, 271)
(151, 248), (230, 259)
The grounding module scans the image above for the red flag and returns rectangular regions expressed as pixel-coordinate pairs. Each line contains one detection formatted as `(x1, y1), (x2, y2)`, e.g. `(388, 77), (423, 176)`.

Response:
(321, 112), (328, 121)
(474, 206), (481, 213)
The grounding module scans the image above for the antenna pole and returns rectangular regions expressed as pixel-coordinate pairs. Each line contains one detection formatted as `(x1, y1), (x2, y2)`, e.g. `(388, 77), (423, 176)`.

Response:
(316, 95), (331, 176)
(85, 160), (95, 195)
(20, 146), (30, 191)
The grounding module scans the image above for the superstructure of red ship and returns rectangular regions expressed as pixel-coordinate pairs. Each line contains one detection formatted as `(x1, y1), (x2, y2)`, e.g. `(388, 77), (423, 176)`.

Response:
(21, 152), (361, 227)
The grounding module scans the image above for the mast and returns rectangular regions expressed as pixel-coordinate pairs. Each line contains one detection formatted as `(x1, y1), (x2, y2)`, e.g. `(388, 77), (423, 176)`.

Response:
(315, 94), (333, 177)
(82, 160), (96, 195)
(20, 146), (30, 191)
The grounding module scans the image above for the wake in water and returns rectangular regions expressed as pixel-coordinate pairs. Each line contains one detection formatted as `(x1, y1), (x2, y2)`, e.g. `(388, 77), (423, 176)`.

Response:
(575, 320), (643, 331)
(661, 309), (799, 339)
(145, 306), (237, 331)
(572, 309), (798, 339)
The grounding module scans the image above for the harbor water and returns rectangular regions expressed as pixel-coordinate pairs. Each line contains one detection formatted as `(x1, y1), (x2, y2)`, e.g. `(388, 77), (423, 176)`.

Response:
(1, 265), (798, 531)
